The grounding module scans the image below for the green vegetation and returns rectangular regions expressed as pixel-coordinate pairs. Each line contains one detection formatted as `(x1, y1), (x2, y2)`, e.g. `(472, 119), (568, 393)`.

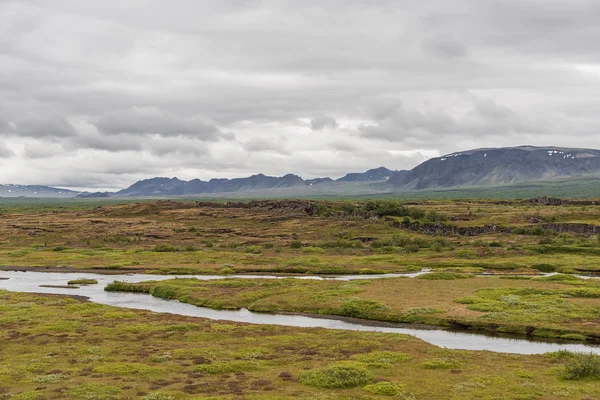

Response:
(1, 290), (600, 399)
(561, 352), (600, 380)
(106, 274), (600, 341)
(417, 272), (473, 280)
(1, 198), (600, 277)
(363, 381), (408, 396)
(66, 278), (98, 285)
(2, 197), (600, 397)
(299, 362), (374, 388)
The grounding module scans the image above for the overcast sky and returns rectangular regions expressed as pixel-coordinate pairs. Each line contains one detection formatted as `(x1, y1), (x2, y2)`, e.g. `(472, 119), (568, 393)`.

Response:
(1, 0), (600, 190)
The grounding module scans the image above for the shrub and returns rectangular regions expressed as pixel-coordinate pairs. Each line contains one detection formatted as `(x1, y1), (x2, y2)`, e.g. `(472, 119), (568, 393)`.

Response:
(422, 358), (462, 369)
(339, 298), (389, 319)
(513, 227), (548, 235)
(299, 363), (373, 388)
(194, 360), (263, 374)
(561, 352), (600, 380)
(153, 244), (178, 252)
(351, 351), (412, 365)
(219, 266), (235, 274)
(319, 240), (357, 249)
(150, 285), (180, 300)
(455, 249), (477, 259)
(531, 263), (557, 272)
(290, 240), (303, 249)
(67, 279), (98, 285)
(302, 246), (324, 254)
(142, 393), (175, 400)
(363, 381), (407, 396)
(430, 242), (443, 252)
(534, 274), (582, 283)
(403, 244), (420, 253)
(545, 350), (575, 361)
(245, 246), (262, 254)
(33, 373), (66, 383)
(424, 211), (448, 222)
(418, 272), (473, 280)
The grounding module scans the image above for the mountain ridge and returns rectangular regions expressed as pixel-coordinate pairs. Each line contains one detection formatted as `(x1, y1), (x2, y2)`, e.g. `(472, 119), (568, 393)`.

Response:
(387, 145), (600, 190)
(1, 145), (598, 198)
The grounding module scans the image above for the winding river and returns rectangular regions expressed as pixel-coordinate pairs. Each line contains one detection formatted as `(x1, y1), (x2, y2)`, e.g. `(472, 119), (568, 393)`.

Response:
(1, 270), (599, 356)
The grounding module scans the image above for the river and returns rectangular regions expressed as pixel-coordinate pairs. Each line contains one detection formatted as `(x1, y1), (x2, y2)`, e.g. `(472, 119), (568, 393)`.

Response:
(0, 270), (598, 355)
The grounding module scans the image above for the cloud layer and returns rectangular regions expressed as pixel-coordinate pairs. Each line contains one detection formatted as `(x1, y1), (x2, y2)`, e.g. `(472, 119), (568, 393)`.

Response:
(1, 0), (599, 189)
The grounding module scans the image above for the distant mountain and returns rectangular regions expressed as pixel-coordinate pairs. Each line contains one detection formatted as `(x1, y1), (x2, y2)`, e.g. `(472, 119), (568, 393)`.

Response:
(306, 177), (333, 185)
(5, 145), (600, 199)
(77, 192), (111, 199)
(0, 184), (80, 198)
(336, 167), (400, 182)
(112, 174), (307, 197)
(387, 146), (600, 189)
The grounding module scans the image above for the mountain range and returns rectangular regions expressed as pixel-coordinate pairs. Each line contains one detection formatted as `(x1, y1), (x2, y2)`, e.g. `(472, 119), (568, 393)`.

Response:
(1, 146), (599, 198)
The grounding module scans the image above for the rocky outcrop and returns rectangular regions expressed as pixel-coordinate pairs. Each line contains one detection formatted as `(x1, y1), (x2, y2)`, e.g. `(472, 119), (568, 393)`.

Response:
(391, 221), (511, 236)
(541, 223), (600, 235)
(392, 221), (600, 236)
(525, 197), (600, 206)
(196, 200), (319, 216)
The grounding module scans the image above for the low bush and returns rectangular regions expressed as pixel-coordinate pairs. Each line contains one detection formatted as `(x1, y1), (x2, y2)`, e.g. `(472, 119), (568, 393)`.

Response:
(418, 272), (473, 280)
(244, 246), (262, 254)
(299, 363), (373, 388)
(403, 244), (420, 253)
(455, 249), (477, 259)
(302, 246), (325, 254)
(153, 244), (178, 252)
(194, 360), (264, 374)
(561, 352), (600, 380)
(351, 351), (412, 365)
(422, 358), (463, 370)
(534, 274), (583, 283)
(339, 298), (389, 319)
(363, 381), (407, 396)
(67, 279), (98, 285)
(531, 263), (557, 272)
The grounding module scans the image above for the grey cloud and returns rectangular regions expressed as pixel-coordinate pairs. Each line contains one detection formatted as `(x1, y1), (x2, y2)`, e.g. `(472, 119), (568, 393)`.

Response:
(328, 141), (360, 152)
(359, 95), (540, 145)
(95, 107), (223, 139)
(1, 1), (600, 189)
(67, 132), (144, 153)
(145, 137), (209, 157)
(242, 138), (290, 155)
(310, 114), (338, 131)
(0, 141), (14, 157)
(22, 140), (63, 159)
(12, 115), (78, 138)
(422, 36), (467, 59)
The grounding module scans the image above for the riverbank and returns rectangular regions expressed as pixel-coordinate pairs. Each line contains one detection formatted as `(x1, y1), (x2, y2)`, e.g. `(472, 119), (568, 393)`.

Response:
(104, 274), (600, 343)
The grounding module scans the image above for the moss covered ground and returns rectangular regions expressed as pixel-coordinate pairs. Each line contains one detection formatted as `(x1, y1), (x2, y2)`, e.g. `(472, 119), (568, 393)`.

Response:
(1, 290), (600, 400)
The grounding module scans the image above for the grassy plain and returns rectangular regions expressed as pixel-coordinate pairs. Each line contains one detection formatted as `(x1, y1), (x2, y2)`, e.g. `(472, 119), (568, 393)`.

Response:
(1, 290), (600, 400)
(1, 198), (600, 398)
(1, 198), (600, 275)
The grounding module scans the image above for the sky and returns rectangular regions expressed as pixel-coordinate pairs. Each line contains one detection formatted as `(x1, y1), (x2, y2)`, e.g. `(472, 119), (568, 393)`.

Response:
(1, 0), (600, 191)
